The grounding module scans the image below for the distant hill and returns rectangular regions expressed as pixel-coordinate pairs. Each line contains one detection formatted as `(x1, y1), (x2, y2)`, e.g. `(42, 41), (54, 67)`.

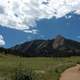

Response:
(0, 35), (80, 57)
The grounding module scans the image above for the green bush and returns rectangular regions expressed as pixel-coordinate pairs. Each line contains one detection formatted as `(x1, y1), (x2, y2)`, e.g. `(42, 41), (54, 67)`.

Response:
(12, 68), (35, 80)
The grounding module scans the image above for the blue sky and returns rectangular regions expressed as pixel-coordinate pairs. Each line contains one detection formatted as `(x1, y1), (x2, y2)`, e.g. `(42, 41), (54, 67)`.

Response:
(0, 13), (80, 48)
(0, 0), (80, 48)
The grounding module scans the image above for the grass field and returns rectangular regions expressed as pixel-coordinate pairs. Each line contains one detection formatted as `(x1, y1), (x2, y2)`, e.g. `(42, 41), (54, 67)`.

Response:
(0, 54), (80, 80)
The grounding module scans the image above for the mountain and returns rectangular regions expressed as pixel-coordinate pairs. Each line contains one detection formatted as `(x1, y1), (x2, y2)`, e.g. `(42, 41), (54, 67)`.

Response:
(3, 35), (79, 57)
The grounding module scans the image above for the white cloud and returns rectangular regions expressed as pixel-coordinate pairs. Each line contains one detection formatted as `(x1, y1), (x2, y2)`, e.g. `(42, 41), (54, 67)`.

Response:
(0, 0), (80, 33)
(0, 35), (5, 46)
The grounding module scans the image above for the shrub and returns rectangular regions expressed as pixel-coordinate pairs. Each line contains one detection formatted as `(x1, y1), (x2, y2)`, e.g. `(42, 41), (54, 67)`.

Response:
(12, 68), (35, 80)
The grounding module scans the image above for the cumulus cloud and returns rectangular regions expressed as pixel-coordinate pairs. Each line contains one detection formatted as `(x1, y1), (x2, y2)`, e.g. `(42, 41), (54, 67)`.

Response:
(0, 35), (5, 46)
(0, 0), (80, 33)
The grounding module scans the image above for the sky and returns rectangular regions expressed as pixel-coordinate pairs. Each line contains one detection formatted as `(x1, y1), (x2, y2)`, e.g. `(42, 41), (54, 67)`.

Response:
(0, 0), (80, 48)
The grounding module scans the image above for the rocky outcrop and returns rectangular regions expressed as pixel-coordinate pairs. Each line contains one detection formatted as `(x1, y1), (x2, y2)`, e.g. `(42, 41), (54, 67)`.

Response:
(52, 35), (64, 49)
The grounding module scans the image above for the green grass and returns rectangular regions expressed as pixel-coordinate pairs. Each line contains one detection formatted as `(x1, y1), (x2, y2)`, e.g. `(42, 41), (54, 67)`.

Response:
(0, 54), (80, 80)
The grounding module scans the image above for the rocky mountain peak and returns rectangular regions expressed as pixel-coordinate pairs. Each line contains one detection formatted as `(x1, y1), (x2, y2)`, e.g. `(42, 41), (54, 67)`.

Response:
(6, 35), (80, 57)
(52, 35), (65, 49)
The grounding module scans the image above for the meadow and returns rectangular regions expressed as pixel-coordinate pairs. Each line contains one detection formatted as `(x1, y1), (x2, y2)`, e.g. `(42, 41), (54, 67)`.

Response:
(0, 54), (80, 80)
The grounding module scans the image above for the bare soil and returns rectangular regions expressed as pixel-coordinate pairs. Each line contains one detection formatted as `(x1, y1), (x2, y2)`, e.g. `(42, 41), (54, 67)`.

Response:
(60, 64), (80, 80)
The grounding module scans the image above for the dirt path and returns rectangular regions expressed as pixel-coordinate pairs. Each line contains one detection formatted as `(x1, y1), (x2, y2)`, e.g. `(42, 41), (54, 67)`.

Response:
(60, 64), (80, 80)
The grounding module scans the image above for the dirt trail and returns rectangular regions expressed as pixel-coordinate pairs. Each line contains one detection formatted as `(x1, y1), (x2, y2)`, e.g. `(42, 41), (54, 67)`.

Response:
(60, 64), (80, 80)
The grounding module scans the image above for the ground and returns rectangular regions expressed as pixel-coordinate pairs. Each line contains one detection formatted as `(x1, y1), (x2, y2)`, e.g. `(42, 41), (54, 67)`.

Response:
(60, 64), (80, 80)
(0, 54), (80, 80)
